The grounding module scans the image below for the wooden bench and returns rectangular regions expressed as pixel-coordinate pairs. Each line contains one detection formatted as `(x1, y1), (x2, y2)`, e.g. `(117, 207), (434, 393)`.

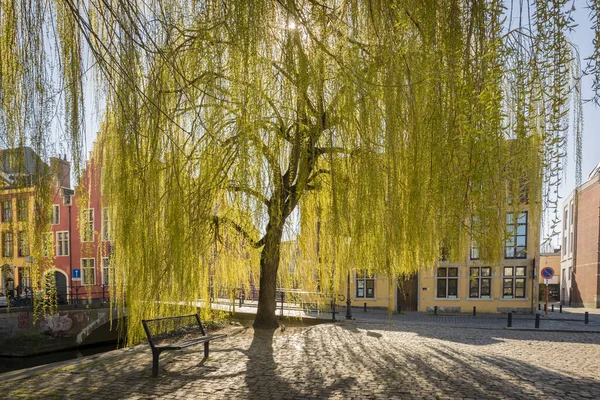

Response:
(142, 313), (227, 377)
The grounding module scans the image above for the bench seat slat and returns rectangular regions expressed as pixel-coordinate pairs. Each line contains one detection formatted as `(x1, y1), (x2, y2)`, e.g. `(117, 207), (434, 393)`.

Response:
(160, 334), (226, 350)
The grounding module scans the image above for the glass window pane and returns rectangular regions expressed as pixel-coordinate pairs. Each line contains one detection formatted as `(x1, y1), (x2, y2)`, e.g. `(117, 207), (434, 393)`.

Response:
(437, 267), (447, 277)
(469, 279), (479, 298)
(515, 267), (526, 277)
(366, 280), (374, 298)
(481, 267), (491, 277)
(470, 268), (479, 277)
(503, 278), (513, 296)
(437, 279), (446, 298)
(448, 268), (458, 277)
(448, 279), (458, 296)
(504, 267), (513, 276)
(505, 247), (514, 258)
(357, 280), (364, 289)
(506, 213), (513, 224)
(516, 236), (526, 247)
(517, 225), (526, 236)
(517, 212), (527, 223)
(481, 278), (491, 296)
(357, 288), (364, 297)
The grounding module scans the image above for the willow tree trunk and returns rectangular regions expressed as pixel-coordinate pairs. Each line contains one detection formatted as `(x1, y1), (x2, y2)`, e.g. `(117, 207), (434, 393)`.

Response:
(254, 219), (284, 329)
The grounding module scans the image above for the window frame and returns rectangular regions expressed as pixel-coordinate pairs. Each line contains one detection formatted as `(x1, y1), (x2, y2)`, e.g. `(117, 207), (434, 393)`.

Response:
(17, 231), (29, 257)
(81, 258), (96, 285)
(52, 205), (60, 225)
(469, 267), (492, 299)
(2, 200), (12, 223)
(42, 232), (54, 257)
(82, 208), (94, 242)
(436, 267), (459, 299)
(102, 257), (110, 285)
(2, 231), (14, 257)
(355, 270), (375, 299)
(101, 207), (109, 241)
(505, 212), (527, 259)
(56, 231), (69, 256)
(17, 198), (28, 222)
(502, 266), (527, 299)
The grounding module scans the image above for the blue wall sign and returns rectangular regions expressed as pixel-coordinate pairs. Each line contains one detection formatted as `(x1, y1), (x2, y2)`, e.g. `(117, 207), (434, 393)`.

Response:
(541, 267), (554, 279)
(72, 269), (81, 280)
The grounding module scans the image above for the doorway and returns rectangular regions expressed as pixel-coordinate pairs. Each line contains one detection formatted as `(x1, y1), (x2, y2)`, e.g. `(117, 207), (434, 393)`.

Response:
(396, 274), (418, 312)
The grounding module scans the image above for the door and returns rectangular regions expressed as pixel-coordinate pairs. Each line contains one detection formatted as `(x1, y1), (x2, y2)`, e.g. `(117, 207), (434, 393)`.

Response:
(54, 271), (68, 305)
(397, 274), (418, 312)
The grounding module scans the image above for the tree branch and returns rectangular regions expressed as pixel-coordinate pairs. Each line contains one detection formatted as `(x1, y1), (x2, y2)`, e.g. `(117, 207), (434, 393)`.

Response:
(228, 183), (270, 207)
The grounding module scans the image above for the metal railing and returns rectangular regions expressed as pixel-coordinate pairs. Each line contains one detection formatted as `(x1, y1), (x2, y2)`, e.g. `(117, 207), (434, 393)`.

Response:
(6, 284), (111, 308)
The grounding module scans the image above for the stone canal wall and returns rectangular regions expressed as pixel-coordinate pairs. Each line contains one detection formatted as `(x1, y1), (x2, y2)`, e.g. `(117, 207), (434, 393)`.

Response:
(0, 307), (124, 356)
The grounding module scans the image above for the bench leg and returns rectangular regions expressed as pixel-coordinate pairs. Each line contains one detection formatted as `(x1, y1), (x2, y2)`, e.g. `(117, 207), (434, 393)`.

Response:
(152, 349), (161, 377)
(204, 341), (209, 359)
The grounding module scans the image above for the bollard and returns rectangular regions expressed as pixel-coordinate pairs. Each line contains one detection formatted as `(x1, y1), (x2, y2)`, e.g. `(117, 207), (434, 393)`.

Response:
(473, 306), (476, 317)
(364, 302), (367, 312)
(560, 304), (563, 313)
(544, 304), (547, 312)
(434, 305), (438, 316)
(551, 304), (554, 312)
(535, 313), (540, 329)
(507, 312), (513, 327)
(538, 303), (541, 311)
(585, 312), (589, 325)
(331, 300), (337, 321)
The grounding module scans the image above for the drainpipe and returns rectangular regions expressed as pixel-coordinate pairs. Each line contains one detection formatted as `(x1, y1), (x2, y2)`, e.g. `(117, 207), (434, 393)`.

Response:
(68, 203), (73, 302)
(531, 257), (535, 314)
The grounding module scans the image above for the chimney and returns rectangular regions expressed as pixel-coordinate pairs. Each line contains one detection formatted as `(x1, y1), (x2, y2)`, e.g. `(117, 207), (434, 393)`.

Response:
(50, 156), (71, 188)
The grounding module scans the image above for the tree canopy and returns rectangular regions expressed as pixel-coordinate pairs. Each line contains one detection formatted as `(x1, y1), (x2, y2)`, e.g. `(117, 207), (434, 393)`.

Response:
(0, 0), (586, 338)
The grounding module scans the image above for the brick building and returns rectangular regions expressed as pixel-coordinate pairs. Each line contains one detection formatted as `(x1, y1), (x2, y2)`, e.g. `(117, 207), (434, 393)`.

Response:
(561, 162), (600, 307)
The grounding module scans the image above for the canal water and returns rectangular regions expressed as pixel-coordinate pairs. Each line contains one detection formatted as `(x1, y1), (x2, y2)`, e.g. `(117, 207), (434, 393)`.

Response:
(0, 342), (123, 374)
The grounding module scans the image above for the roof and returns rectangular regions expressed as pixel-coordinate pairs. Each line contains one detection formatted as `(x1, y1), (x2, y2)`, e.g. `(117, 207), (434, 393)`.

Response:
(0, 147), (49, 188)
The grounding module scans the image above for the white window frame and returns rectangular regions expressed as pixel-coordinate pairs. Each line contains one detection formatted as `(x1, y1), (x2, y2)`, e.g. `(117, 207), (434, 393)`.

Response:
(56, 231), (69, 256)
(82, 208), (94, 242)
(2, 231), (14, 257)
(469, 267), (491, 299)
(42, 232), (54, 257)
(52, 204), (60, 225)
(502, 266), (527, 299)
(81, 258), (95, 285)
(102, 257), (110, 285)
(436, 267), (458, 299)
(17, 231), (29, 257)
(101, 207), (109, 241)
(355, 271), (375, 299)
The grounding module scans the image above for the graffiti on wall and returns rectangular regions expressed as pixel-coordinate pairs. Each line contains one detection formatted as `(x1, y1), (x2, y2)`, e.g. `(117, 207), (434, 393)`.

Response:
(40, 312), (74, 336)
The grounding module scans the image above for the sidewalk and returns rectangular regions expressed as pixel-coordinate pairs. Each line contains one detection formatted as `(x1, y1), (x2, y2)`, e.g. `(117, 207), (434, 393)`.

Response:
(2, 317), (599, 399)
(211, 298), (600, 333)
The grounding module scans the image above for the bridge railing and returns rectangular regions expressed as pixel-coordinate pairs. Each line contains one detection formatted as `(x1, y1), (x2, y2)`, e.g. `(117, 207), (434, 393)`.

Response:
(9, 284), (111, 308)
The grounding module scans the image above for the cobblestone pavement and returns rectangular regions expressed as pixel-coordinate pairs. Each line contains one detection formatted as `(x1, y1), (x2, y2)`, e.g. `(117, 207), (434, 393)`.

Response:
(2, 319), (600, 399)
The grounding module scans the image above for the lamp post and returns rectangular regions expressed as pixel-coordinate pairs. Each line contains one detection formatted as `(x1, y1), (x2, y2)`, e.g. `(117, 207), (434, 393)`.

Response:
(345, 270), (352, 319)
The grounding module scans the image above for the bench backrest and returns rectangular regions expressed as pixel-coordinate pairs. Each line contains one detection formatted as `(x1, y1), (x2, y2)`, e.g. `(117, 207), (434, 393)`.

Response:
(142, 314), (206, 349)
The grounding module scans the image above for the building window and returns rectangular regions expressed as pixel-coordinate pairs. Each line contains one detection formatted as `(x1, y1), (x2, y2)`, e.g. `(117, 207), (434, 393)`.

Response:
(17, 231), (29, 257)
(17, 198), (28, 222)
(2, 232), (13, 257)
(101, 208), (110, 241)
(82, 258), (95, 285)
(356, 271), (375, 298)
(56, 231), (69, 256)
(52, 205), (60, 225)
(469, 267), (491, 298)
(437, 267), (458, 298)
(102, 257), (110, 285)
(82, 208), (94, 242)
(568, 267), (572, 281)
(470, 241), (479, 260)
(42, 232), (54, 257)
(502, 266), (526, 298)
(505, 212), (527, 259)
(2, 201), (12, 223)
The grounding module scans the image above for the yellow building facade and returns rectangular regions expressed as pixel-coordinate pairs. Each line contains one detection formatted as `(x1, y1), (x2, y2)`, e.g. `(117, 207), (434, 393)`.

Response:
(342, 209), (539, 314)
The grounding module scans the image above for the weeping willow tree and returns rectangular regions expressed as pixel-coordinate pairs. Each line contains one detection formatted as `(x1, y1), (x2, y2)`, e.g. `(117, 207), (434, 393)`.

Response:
(0, 0), (587, 338)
